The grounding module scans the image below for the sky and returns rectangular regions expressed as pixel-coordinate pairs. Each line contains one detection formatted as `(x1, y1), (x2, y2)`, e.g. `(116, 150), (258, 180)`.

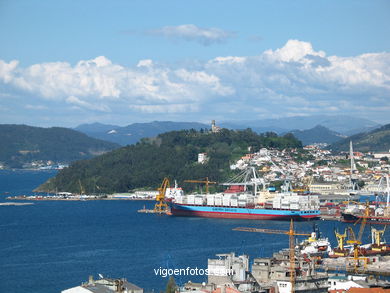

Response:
(0, 0), (389, 127)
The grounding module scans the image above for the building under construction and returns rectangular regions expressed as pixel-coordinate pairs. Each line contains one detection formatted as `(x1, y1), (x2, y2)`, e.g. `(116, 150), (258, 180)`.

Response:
(252, 249), (328, 292)
(182, 250), (328, 293)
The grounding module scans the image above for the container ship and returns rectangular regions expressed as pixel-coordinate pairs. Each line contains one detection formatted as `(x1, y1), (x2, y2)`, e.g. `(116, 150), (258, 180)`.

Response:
(167, 168), (320, 221)
(341, 212), (390, 224)
(341, 174), (390, 225)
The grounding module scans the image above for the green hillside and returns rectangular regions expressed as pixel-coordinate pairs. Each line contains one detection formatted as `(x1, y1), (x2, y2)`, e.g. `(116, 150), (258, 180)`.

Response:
(289, 125), (345, 145)
(330, 123), (390, 152)
(0, 124), (120, 168)
(37, 128), (301, 193)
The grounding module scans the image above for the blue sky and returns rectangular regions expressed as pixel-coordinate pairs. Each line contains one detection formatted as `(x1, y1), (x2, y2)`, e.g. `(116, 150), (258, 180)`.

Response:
(0, 0), (389, 127)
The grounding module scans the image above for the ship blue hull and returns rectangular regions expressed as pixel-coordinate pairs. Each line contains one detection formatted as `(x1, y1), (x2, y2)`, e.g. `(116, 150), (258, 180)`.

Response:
(170, 203), (320, 221)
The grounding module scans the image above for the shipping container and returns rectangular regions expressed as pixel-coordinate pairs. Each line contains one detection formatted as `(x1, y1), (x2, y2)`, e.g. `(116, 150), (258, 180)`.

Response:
(238, 194), (248, 200)
(187, 195), (195, 205)
(230, 198), (238, 206)
(222, 198), (230, 206)
(207, 197), (215, 206)
(214, 198), (223, 206)
(194, 196), (204, 205)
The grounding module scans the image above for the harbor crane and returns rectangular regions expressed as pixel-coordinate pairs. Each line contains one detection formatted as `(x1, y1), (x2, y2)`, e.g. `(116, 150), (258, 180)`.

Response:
(334, 228), (348, 252)
(354, 202), (370, 242)
(346, 203), (370, 273)
(233, 219), (311, 293)
(371, 226), (386, 246)
(184, 177), (216, 194)
(154, 178), (170, 214)
(346, 226), (368, 273)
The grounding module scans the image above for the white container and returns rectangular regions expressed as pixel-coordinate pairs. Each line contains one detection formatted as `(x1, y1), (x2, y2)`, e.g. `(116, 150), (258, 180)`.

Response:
(238, 200), (246, 207)
(238, 194), (247, 200)
(273, 198), (281, 204)
(222, 198), (230, 206)
(223, 194), (232, 200)
(246, 198), (254, 204)
(214, 194), (222, 205)
(206, 194), (215, 200)
(207, 198), (214, 206)
(230, 198), (238, 207)
(187, 195), (195, 205)
(194, 196), (204, 205)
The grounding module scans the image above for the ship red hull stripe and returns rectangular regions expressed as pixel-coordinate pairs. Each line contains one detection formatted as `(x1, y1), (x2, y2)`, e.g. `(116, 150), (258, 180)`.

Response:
(171, 208), (318, 220)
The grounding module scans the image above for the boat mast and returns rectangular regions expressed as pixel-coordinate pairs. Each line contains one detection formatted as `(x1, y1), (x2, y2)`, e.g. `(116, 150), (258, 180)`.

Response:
(349, 141), (357, 191)
(386, 174), (390, 208)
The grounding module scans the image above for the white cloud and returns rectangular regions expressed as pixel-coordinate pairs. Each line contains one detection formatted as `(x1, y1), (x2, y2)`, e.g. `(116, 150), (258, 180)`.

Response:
(0, 39), (389, 122)
(25, 104), (48, 110)
(137, 59), (154, 68)
(129, 103), (199, 113)
(66, 96), (111, 112)
(0, 59), (18, 83)
(147, 24), (234, 46)
(264, 39), (326, 62)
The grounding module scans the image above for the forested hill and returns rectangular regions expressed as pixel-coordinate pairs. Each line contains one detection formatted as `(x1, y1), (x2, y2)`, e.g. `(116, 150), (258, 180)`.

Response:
(37, 129), (302, 193)
(330, 123), (390, 152)
(0, 124), (120, 168)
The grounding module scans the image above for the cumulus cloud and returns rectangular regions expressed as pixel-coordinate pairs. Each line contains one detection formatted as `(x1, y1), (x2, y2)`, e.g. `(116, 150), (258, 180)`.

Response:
(66, 96), (111, 112)
(147, 24), (234, 46)
(0, 39), (389, 124)
(0, 59), (19, 83)
(129, 103), (199, 113)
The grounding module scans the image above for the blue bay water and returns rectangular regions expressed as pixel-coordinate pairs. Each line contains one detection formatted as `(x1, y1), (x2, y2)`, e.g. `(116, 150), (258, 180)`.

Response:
(0, 170), (388, 293)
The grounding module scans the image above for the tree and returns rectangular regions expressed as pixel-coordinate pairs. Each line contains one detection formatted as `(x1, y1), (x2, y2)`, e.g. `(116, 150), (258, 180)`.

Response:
(166, 276), (177, 293)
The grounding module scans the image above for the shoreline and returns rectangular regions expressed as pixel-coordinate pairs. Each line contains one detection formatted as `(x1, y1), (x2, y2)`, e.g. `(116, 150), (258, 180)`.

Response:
(6, 195), (155, 201)
(0, 202), (34, 206)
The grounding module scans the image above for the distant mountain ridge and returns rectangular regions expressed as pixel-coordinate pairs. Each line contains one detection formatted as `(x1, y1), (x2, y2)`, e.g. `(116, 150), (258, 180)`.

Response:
(74, 122), (119, 134)
(75, 121), (210, 146)
(221, 115), (380, 135)
(75, 116), (382, 146)
(288, 125), (346, 145)
(0, 124), (120, 168)
(330, 123), (390, 152)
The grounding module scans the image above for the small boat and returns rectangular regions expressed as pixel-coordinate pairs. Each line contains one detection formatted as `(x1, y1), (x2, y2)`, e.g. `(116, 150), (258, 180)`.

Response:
(297, 224), (331, 256)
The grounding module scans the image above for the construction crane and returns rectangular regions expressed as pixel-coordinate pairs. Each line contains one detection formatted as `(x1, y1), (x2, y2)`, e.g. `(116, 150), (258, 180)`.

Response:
(184, 177), (216, 194)
(233, 219), (311, 293)
(154, 178), (170, 214)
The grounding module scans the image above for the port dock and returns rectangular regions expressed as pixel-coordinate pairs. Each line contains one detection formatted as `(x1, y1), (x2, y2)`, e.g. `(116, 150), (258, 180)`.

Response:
(322, 255), (390, 276)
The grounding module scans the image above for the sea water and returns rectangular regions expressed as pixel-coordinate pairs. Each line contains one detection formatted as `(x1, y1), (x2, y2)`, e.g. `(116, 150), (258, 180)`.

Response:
(0, 170), (386, 293)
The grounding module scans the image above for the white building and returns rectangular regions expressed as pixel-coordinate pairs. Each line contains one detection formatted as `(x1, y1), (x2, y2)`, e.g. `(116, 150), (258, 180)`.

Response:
(62, 276), (143, 293)
(198, 153), (208, 164)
